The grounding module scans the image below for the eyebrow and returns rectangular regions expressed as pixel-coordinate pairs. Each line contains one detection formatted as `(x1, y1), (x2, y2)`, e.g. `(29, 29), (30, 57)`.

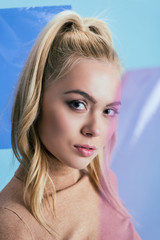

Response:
(64, 90), (121, 107)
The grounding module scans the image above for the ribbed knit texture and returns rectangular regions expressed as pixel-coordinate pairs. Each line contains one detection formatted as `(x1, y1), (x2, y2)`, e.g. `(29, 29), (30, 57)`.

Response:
(0, 166), (141, 240)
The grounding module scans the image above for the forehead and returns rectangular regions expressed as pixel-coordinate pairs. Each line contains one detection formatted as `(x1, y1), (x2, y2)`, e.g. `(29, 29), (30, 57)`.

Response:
(44, 59), (121, 103)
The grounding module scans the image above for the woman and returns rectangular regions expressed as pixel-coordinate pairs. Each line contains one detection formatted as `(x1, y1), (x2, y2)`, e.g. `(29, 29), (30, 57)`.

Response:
(0, 10), (141, 239)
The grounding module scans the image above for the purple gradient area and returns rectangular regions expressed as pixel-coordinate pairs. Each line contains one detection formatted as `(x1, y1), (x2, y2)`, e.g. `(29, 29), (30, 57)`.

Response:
(111, 67), (160, 239)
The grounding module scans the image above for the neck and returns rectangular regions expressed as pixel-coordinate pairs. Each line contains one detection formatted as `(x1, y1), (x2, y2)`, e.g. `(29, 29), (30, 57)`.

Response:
(48, 157), (84, 192)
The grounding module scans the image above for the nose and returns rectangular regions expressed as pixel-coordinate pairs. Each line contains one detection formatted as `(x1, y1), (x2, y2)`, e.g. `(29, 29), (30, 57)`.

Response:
(81, 115), (101, 137)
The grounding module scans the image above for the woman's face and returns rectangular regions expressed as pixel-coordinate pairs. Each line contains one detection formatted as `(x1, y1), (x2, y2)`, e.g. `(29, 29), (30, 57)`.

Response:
(38, 59), (121, 169)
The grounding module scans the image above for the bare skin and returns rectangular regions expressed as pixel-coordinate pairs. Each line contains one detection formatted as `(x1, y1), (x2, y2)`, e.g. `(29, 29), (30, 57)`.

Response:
(37, 59), (121, 190)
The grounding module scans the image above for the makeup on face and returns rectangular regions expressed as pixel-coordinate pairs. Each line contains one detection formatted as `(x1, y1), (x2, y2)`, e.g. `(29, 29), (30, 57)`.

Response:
(64, 89), (121, 118)
(37, 59), (121, 170)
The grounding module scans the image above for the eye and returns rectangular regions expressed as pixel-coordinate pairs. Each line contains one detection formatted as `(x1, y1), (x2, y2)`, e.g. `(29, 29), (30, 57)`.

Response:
(67, 100), (87, 111)
(104, 108), (119, 117)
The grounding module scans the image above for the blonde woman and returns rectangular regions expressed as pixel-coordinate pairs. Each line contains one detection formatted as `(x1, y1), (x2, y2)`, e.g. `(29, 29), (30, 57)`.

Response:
(0, 10), (141, 240)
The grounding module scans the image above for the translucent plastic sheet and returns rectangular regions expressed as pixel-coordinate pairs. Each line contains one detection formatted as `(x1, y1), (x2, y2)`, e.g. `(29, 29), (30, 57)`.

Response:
(111, 67), (160, 239)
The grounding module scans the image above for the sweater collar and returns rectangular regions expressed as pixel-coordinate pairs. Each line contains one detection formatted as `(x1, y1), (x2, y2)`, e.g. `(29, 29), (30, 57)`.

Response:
(14, 164), (87, 194)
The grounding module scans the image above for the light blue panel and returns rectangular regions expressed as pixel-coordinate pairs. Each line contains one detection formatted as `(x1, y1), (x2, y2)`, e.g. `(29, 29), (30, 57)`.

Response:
(1, 0), (160, 69)
(71, 0), (160, 69)
(0, 148), (19, 190)
(0, 0), (72, 9)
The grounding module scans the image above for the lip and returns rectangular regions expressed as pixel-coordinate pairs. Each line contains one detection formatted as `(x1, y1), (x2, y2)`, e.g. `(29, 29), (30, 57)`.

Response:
(74, 144), (96, 157)
(74, 144), (97, 150)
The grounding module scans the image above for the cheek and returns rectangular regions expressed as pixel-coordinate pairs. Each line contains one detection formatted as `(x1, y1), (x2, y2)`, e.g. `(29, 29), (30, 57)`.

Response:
(103, 118), (118, 144)
(55, 115), (73, 135)
(41, 105), (75, 139)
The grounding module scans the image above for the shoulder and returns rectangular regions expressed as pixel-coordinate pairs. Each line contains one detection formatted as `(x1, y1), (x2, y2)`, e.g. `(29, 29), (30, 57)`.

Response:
(0, 172), (24, 209)
(0, 170), (33, 239)
(0, 207), (33, 240)
(101, 206), (142, 240)
(0, 165), (27, 209)
(118, 217), (142, 240)
(0, 169), (52, 240)
(101, 170), (142, 239)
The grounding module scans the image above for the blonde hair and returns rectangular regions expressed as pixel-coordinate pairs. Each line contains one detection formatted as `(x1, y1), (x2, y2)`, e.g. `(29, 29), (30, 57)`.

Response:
(11, 10), (129, 235)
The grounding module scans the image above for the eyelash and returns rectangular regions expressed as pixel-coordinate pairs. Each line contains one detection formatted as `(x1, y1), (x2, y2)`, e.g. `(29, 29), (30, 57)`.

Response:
(104, 108), (119, 117)
(67, 100), (87, 111)
(67, 100), (119, 117)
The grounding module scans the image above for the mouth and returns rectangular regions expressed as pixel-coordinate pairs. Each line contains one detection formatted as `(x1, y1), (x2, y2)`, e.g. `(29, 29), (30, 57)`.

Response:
(74, 144), (96, 150)
(74, 144), (96, 157)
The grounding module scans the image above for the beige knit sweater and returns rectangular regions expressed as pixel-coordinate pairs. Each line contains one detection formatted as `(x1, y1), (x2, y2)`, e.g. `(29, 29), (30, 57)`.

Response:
(0, 166), (141, 240)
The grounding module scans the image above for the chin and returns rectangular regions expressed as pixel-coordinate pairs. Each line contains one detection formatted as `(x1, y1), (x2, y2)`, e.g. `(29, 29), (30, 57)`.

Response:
(67, 158), (94, 170)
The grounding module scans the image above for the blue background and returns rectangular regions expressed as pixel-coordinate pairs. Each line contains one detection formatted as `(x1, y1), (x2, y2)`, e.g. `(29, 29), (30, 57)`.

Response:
(0, 1), (160, 239)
